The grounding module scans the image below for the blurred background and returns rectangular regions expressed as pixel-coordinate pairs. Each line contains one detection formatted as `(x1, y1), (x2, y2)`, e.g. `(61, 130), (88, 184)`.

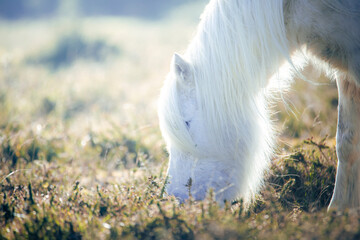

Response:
(0, 0), (200, 19)
(0, 0), (208, 168)
(0, 0), (338, 174)
(0, 2), (345, 237)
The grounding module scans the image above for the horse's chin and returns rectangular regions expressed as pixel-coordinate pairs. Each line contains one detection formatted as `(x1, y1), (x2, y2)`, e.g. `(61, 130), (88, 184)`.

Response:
(166, 177), (239, 205)
(166, 155), (239, 204)
(166, 181), (208, 203)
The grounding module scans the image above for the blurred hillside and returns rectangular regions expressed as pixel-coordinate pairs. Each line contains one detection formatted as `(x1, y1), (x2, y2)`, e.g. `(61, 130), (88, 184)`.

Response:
(0, 0), (199, 20)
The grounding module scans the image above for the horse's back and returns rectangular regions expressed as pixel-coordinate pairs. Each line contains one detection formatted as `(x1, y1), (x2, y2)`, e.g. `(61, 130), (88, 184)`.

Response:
(287, 0), (360, 80)
(323, 0), (360, 79)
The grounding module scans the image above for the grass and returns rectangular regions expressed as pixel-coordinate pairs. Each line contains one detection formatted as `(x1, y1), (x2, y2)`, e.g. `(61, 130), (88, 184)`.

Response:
(1, 2), (359, 239)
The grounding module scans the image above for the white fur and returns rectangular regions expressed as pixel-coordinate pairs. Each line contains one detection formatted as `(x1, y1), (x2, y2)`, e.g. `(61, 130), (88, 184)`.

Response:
(158, 0), (294, 203)
(158, 0), (360, 208)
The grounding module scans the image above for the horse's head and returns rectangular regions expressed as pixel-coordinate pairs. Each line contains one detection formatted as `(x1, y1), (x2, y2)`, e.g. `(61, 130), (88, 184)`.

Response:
(158, 53), (250, 203)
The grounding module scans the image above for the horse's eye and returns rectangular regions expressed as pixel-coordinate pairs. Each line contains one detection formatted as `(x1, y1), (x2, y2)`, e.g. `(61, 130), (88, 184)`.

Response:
(185, 121), (191, 129)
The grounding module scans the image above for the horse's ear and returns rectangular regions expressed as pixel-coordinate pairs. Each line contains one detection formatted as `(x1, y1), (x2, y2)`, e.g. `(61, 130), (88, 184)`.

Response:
(172, 53), (192, 82)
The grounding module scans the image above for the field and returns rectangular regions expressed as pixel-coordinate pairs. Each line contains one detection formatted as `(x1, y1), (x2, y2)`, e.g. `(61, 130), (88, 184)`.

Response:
(1, 2), (360, 239)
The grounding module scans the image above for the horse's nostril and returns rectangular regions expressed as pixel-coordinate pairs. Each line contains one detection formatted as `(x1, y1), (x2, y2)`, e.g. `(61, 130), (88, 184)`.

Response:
(185, 121), (191, 129)
(175, 196), (186, 204)
(167, 188), (189, 203)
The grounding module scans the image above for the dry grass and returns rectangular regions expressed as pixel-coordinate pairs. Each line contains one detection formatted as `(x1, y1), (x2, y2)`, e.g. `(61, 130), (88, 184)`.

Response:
(1, 3), (359, 239)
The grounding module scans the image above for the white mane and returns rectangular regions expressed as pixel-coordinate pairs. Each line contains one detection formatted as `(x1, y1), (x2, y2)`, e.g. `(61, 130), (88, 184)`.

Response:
(160, 0), (291, 150)
(158, 0), (294, 196)
(159, 0), (360, 209)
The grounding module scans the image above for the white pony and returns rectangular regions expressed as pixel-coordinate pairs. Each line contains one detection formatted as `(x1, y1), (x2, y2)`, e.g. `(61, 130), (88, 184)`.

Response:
(158, 0), (360, 210)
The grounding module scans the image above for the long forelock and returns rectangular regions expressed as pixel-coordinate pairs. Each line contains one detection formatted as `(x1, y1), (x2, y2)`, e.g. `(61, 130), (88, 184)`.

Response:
(158, 72), (200, 156)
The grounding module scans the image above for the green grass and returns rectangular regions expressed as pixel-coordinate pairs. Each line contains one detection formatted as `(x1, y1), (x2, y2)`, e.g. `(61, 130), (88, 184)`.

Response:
(0, 3), (358, 239)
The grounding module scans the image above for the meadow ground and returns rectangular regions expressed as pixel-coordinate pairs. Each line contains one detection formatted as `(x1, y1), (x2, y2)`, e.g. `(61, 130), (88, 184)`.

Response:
(1, 2), (360, 239)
